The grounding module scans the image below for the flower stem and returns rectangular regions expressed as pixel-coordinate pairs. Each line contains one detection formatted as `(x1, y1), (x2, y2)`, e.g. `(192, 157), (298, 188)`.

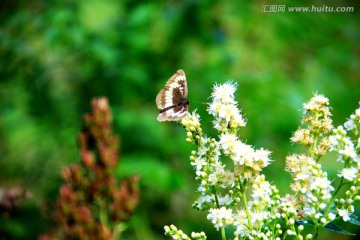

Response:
(112, 223), (126, 240)
(212, 187), (220, 208)
(99, 199), (108, 226)
(212, 187), (227, 240)
(313, 224), (319, 240)
(324, 177), (344, 217)
(241, 186), (253, 231)
(311, 133), (319, 160)
(221, 227), (226, 240)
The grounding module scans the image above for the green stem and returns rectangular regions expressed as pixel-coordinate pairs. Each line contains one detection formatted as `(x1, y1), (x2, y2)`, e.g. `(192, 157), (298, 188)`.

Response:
(221, 227), (226, 240)
(241, 186), (253, 231)
(311, 134), (318, 160)
(316, 178), (345, 240)
(313, 224), (319, 240)
(323, 177), (344, 216)
(99, 199), (108, 225)
(212, 186), (220, 208)
(112, 223), (126, 240)
(212, 187), (226, 240)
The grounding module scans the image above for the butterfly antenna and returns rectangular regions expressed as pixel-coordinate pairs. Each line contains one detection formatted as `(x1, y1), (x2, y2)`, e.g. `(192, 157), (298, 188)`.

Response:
(193, 100), (207, 105)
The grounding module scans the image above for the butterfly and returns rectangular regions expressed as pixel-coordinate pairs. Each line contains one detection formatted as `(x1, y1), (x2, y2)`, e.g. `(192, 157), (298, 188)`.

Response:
(156, 69), (190, 122)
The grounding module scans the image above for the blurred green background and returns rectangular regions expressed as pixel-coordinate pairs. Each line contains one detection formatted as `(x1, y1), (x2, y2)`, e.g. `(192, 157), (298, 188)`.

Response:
(0, 0), (359, 239)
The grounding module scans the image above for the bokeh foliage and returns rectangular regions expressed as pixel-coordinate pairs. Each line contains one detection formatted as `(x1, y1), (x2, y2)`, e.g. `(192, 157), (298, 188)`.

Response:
(0, 0), (359, 239)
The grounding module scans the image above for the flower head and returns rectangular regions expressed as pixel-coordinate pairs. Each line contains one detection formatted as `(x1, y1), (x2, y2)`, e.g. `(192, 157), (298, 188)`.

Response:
(338, 167), (358, 181)
(207, 207), (234, 230)
(208, 81), (246, 132)
(211, 82), (237, 104)
(338, 208), (351, 222)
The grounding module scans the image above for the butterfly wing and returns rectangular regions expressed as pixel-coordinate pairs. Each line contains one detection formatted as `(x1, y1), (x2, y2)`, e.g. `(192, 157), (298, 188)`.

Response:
(156, 69), (189, 122)
(157, 105), (189, 121)
(156, 89), (166, 110)
(164, 69), (187, 100)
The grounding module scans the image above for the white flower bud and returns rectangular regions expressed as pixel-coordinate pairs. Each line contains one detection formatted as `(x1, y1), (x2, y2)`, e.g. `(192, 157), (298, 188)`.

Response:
(306, 234), (313, 239)
(319, 203), (326, 209)
(328, 212), (336, 221)
(289, 218), (295, 225)
(287, 230), (295, 235)
(349, 205), (354, 213)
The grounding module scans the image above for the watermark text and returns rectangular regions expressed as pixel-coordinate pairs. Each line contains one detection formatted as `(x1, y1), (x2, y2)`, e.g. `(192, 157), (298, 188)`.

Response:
(261, 5), (354, 13)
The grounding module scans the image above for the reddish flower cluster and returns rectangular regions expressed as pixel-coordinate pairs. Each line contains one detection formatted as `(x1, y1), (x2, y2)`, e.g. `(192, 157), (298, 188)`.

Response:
(0, 187), (32, 214)
(41, 98), (139, 240)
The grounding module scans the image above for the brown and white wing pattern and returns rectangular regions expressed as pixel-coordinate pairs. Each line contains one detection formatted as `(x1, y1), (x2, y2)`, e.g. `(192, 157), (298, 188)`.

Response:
(156, 69), (190, 122)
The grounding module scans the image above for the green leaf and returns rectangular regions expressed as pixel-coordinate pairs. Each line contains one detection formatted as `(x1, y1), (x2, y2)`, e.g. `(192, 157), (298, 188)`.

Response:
(296, 220), (356, 236)
(324, 222), (356, 236)
(296, 220), (314, 226)
(348, 214), (360, 226)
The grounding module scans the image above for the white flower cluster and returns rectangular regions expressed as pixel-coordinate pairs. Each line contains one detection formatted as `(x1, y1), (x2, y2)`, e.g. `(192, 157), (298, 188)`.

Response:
(344, 106), (360, 136)
(303, 93), (330, 113)
(210, 82), (271, 177)
(180, 82), (280, 239)
(207, 207), (233, 230)
(328, 104), (360, 222)
(219, 133), (272, 173)
(291, 93), (333, 157)
(164, 88), (360, 240)
(234, 175), (281, 239)
(180, 111), (202, 144)
(283, 154), (334, 225)
(251, 175), (278, 206)
(330, 104), (360, 160)
(329, 126), (358, 164)
(283, 96), (360, 232)
(164, 225), (207, 240)
(208, 82), (246, 132)
(187, 135), (229, 210)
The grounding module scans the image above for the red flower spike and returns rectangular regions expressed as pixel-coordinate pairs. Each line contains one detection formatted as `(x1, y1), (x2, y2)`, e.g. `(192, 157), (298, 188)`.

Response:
(41, 97), (139, 240)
